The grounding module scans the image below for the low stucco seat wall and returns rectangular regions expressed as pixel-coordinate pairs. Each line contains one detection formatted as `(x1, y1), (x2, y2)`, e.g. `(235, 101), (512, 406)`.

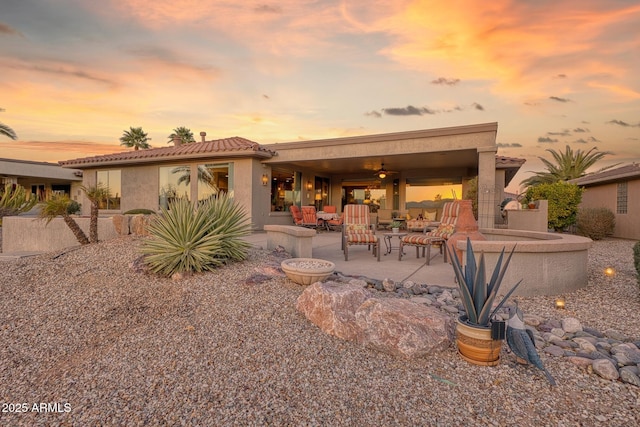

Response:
(264, 225), (316, 258)
(2, 216), (119, 253)
(455, 229), (592, 297)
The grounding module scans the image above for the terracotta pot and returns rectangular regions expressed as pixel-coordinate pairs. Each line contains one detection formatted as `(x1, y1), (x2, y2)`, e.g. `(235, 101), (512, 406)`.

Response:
(280, 258), (335, 286)
(456, 316), (502, 366)
(447, 199), (486, 260)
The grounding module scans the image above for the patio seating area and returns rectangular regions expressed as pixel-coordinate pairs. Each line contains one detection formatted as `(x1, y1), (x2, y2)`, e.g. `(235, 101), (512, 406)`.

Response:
(243, 227), (454, 285)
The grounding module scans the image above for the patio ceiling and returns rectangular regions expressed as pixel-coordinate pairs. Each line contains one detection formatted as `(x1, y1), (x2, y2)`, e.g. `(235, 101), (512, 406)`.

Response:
(269, 149), (479, 178)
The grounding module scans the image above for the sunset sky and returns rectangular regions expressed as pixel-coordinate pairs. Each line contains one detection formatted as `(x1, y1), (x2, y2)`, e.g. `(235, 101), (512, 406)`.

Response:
(1, 0), (639, 192)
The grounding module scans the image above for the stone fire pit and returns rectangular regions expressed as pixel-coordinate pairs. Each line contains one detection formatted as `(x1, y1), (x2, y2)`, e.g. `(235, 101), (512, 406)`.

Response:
(281, 258), (335, 286)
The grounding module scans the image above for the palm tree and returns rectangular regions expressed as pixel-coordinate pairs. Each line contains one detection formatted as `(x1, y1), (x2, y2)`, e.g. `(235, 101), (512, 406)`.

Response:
(167, 126), (195, 145)
(40, 195), (90, 245)
(1, 108), (17, 140)
(119, 126), (151, 150)
(81, 184), (110, 243)
(521, 145), (616, 187)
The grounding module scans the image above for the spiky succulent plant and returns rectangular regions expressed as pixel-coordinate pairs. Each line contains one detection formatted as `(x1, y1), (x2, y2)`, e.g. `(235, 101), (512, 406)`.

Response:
(448, 238), (523, 326)
(141, 194), (252, 276)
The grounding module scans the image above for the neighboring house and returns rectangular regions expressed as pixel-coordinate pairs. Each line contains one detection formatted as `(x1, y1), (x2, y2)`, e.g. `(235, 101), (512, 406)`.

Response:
(0, 158), (82, 201)
(570, 163), (640, 240)
(59, 122), (524, 230)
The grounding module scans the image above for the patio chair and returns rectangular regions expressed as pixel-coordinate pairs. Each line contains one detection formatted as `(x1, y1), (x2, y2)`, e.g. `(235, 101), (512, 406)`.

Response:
(399, 201), (461, 264)
(342, 204), (380, 261)
(323, 205), (337, 213)
(376, 209), (393, 229)
(301, 206), (323, 229)
(289, 205), (304, 226)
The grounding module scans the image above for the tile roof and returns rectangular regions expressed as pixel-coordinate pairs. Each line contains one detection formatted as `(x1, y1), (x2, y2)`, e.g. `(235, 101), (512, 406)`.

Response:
(59, 137), (275, 168)
(570, 163), (640, 186)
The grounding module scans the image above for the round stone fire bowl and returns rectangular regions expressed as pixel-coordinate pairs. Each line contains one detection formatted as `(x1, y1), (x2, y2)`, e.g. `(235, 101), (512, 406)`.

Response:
(280, 258), (336, 286)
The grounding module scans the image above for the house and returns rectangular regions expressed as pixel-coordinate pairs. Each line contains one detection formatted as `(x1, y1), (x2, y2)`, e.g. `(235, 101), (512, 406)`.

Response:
(59, 122), (524, 230)
(570, 163), (640, 240)
(0, 158), (82, 200)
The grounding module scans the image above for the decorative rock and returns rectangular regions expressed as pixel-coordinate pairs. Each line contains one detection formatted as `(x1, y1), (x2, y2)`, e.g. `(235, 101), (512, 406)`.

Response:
(382, 278), (397, 292)
(296, 281), (371, 341)
(523, 314), (542, 327)
(583, 326), (605, 338)
(112, 214), (130, 235)
(355, 298), (454, 358)
(544, 345), (565, 357)
(427, 285), (442, 294)
(605, 329), (628, 342)
(130, 214), (151, 236)
(551, 328), (565, 338)
(403, 280), (415, 289)
(620, 369), (640, 387)
(592, 359), (619, 381)
(411, 284), (426, 295)
(410, 296), (433, 306)
(574, 338), (597, 353)
(441, 305), (459, 314)
(348, 278), (368, 288)
(561, 317), (583, 333)
(567, 356), (593, 369)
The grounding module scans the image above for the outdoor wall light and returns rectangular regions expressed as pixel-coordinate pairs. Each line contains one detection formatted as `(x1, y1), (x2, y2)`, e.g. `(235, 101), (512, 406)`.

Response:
(555, 296), (566, 310)
(604, 267), (615, 277)
(261, 174), (268, 186)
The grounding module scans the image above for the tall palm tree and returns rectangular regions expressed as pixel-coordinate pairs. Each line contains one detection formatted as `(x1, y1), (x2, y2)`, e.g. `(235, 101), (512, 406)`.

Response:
(521, 145), (616, 187)
(81, 184), (110, 243)
(119, 126), (151, 150)
(0, 108), (17, 140)
(167, 126), (195, 145)
(40, 195), (90, 245)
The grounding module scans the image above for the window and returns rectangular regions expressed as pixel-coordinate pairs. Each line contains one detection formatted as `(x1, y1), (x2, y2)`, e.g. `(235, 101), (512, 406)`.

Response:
(617, 182), (627, 214)
(405, 177), (462, 211)
(270, 169), (300, 212)
(97, 170), (121, 209)
(197, 163), (233, 201)
(159, 165), (190, 209)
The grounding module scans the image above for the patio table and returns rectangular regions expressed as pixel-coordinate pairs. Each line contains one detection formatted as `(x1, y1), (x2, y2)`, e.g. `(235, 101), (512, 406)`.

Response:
(383, 232), (407, 255)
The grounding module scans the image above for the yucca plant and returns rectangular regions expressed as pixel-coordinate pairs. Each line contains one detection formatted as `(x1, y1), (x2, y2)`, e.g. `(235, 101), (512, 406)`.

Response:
(141, 193), (252, 276)
(0, 184), (37, 224)
(448, 238), (523, 326)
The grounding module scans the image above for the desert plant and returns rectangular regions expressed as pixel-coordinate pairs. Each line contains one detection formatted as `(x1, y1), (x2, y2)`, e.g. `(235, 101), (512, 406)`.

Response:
(39, 195), (90, 245)
(390, 220), (403, 229)
(167, 126), (195, 145)
(448, 238), (523, 326)
(464, 176), (478, 220)
(576, 207), (615, 240)
(0, 184), (37, 223)
(141, 193), (251, 276)
(119, 126), (151, 150)
(525, 181), (583, 231)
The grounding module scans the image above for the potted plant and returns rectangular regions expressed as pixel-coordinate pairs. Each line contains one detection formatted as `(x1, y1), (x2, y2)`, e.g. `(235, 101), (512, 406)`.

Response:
(448, 238), (523, 366)
(390, 220), (403, 233)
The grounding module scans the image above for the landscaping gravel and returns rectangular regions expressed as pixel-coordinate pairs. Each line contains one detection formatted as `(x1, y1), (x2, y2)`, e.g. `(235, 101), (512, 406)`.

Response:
(1, 236), (639, 426)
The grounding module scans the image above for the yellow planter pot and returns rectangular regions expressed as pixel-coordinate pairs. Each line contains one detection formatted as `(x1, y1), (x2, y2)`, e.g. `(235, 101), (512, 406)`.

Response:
(456, 316), (503, 366)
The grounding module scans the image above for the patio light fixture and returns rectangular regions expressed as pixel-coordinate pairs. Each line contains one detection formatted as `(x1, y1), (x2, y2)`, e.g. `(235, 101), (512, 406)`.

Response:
(555, 296), (566, 310)
(306, 181), (313, 191)
(261, 174), (268, 186)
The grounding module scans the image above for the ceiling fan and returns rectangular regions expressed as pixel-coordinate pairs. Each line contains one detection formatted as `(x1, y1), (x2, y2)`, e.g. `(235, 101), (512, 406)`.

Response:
(373, 162), (397, 179)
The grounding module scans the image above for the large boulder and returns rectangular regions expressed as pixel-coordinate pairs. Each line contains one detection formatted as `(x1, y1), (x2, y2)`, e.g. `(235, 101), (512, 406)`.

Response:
(112, 214), (131, 236)
(130, 214), (151, 236)
(355, 298), (454, 358)
(296, 281), (371, 341)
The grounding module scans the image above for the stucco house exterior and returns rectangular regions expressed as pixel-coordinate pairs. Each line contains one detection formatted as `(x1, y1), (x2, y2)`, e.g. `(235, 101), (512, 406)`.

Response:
(0, 158), (82, 200)
(59, 122), (524, 230)
(570, 163), (640, 240)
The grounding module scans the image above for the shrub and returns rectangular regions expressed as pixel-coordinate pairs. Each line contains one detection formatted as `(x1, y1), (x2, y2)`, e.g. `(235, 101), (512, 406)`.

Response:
(576, 207), (615, 240)
(124, 208), (156, 215)
(141, 194), (252, 276)
(525, 182), (583, 231)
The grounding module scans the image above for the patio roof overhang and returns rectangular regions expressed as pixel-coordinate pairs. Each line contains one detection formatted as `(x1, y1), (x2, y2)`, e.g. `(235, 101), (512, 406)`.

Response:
(262, 122), (502, 183)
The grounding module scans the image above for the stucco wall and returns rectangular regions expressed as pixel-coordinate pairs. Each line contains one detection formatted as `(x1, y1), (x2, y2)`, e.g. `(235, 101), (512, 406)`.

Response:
(579, 180), (640, 240)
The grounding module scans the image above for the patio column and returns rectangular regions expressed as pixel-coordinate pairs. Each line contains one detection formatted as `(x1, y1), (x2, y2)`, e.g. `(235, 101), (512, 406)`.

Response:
(477, 147), (497, 229)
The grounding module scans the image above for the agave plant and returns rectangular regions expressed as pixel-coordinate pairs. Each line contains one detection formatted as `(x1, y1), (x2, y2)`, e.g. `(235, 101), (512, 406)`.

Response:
(141, 193), (252, 276)
(448, 238), (523, 327)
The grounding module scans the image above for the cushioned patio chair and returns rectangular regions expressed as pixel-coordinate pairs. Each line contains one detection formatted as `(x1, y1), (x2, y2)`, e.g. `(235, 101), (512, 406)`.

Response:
(399, 201), (461, 264)
(342, 204), (380, 261)
(301, 206), (323, 229)
(289, 205), (304, 226)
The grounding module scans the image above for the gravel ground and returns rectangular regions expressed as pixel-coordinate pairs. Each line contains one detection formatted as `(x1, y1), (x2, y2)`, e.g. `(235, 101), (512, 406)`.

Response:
(1, 236), (639, 426)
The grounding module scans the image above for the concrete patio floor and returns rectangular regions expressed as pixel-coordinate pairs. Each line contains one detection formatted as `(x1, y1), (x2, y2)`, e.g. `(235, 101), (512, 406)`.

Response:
(243, 229), (456, 287)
